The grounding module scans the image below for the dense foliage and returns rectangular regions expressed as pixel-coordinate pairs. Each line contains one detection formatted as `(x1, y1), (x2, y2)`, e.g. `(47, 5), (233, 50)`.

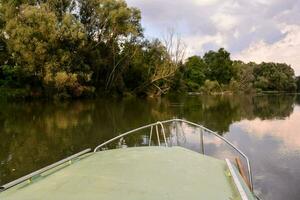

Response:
(0, 0), (180, 98)
(296, 76), (300, 92)
(0, 0), (298, 99)
(179, 50), (297, 94)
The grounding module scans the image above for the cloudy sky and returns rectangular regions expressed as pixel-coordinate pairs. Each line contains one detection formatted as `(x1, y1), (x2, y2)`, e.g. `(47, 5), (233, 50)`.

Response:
(127, 0), (300, 75)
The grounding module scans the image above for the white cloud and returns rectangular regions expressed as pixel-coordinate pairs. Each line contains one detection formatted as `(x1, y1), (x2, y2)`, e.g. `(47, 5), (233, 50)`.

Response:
(233, 30), (240, 39)
(211, 13), (239, 31)
(183, 33), (227, 56)
(127, 0), (300, 74)
(234, 24), (300, 75)
(193, 0), (220, 6)
(250, 26), (257, 33)
(236, 106), (300, 151)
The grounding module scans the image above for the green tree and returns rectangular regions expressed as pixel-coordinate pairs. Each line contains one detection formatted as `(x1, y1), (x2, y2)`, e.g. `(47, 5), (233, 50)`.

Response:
(77, 0), (142, 91)
(4, 4), (92, 97)
(296, 76), (300, 92)
(201, 80), (222, 94)
(253, 62), (296, 92)
(203, 48), (234, 84)
(184, 56), (206, 91)
(0, 0), (298, 99)
(46, 0), (75, 21)
(231, 61), (255, 92)
(128, 39), (175, 96)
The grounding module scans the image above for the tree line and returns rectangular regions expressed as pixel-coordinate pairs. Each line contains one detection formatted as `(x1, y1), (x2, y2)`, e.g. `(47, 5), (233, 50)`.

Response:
(0, 0), (299, 99)
(176, 48), (299, 94)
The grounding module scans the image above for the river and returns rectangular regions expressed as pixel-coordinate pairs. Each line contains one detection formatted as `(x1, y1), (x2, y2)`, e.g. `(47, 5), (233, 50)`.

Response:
(0, 94), (300, 200)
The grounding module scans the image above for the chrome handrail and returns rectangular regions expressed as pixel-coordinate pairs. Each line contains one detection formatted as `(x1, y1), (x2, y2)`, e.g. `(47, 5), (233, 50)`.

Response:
(0, 148), (91, 192)
(156, 121), (168, 147)
(175, 119), (254, 191)
(93, 118), (253, 191)
(94, 121), (169, 152)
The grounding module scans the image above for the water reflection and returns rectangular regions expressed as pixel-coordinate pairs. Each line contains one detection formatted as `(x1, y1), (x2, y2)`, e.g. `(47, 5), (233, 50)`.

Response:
(166, 94), (295, 133)
(237, 107), (300, 151)
(0, 94), (299, 200)
(296, 95), (300, 105)
(252, 95), (295, 120)
(228, 113), (300, 200)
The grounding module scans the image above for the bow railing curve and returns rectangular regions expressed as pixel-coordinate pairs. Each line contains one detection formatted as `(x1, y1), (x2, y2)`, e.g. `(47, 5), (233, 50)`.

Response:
(93, 118), (253, 191)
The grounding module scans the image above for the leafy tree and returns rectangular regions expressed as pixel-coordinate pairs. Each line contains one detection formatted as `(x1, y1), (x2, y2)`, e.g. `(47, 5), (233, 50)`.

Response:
(76, 0), (143, 91)
(184, 56), (206, 91)
(201, 80), (222, 94)
(46, 0), (75, 21)
(128, 39), (175, 96)
(253, 62), (296, 91)
(77, 0), (142, 41)
(4, 4), (92, 97)
(296, 76), (300, 92)
(0, 0), (298, 98)
(231, 61), (255, 92)
(170, 64), (187, 92)
(203, 48), (234, 84)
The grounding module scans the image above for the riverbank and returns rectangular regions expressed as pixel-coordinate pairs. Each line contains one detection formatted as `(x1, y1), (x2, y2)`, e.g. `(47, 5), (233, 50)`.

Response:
(1, 85), (300, 102)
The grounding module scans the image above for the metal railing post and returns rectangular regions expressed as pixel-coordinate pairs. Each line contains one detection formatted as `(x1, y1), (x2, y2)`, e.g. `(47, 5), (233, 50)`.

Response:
(200, 128), (205, 155)
(149, 126), (153, 146)
(156, 121), (168, 147)
(175, 121), (179, 146)
(155, 124), (161, 146)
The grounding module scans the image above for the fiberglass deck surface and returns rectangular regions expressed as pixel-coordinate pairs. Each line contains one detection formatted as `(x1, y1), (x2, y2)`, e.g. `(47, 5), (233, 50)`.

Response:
(0, 147), (242, 200)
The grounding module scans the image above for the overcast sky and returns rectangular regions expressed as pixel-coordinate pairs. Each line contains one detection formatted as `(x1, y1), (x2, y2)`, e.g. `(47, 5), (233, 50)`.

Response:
(127, 0), (300, 75)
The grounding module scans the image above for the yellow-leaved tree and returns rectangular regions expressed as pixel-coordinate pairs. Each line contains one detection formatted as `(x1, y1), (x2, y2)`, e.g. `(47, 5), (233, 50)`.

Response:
(5, 4), (93, 97)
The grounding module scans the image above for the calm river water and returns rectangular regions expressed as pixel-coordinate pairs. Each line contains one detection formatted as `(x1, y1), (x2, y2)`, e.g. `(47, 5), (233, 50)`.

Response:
(0, 94), (300, 200)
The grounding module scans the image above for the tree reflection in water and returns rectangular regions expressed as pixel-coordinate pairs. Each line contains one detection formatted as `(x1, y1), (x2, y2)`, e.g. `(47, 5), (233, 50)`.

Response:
(0, 94), (299, 198)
